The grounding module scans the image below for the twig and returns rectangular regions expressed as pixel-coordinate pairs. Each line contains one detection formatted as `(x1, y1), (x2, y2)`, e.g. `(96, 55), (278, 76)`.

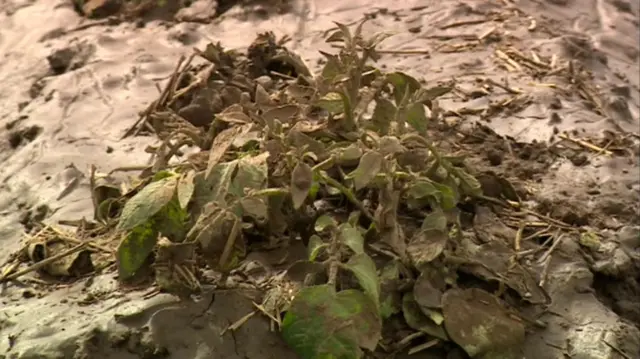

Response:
(538, 255), (552, 287)
(537, 233), (565, 265)
(559, 133), (613, 156)
(440, 19), (490, 30)
(122, 55), (187, 138)
(0, 243), (88, 284)
(221, 310), (257, 336)
(408, 339), (440, 355)
(495, 49), (522, 72)
(49, 226), (114, 254)
(485, 78), (522, 94)
(378, 49), (430, 55)
(603, 339), (632, 359)
(514, 222), (525, 251)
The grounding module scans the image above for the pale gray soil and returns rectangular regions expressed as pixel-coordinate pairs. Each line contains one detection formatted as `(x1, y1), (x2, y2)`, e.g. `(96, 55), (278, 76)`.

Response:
(0, 0), (638, 358)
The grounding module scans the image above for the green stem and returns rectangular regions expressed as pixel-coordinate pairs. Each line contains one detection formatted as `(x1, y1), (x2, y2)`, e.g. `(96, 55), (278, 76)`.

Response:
(320, 173), (374, 222)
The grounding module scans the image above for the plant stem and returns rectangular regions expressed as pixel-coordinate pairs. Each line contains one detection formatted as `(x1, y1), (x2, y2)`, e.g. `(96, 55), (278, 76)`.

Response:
(320, 173), (374, 222)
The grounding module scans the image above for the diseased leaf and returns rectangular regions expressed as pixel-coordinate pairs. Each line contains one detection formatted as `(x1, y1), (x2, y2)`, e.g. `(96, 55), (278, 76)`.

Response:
(443, 288), (524, 358)
(291, 161), (314, 209)
(344, 253), (381, 310)
(117, 220), (158, 280)
(117, 176), (178, 231)
(338, 223), (364, 254)
(348, 150), (384, 190)
(282, 285), (382, 359)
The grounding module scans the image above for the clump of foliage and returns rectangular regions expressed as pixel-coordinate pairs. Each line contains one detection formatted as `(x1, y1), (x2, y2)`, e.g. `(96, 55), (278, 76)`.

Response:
(20, 20), (527, 359)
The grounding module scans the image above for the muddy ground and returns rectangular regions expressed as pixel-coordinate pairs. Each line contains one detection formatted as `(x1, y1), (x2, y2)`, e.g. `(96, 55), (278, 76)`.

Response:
(0, 0), (638, 358)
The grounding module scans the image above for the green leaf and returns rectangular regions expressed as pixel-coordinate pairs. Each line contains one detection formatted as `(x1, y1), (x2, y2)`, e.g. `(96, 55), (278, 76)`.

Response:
(320, 53), (342, 82)
(315, 214), (338, 232)
(416, 84), (453, 104)
(282, 285), (382, 359)
(338, 223), (364, 254)
(117, 176), (178, 231)
(407, 179), (439, 200)
(317, 92), (345, 114)
(386, 72), (421, 105)
(371, 98), (396, 134)
(333, 22), (353, 48)
(176, 170), (195, 209)
(432, 182), (457, 210)
(453, 168), (482, 197)
(403, 102), (427, 136)
(291, 161), (314, 210)
(348, 150), (383, 190)
(421, 209), (447, 232)
(117, 220), (158, 280)
(308, 235), (327, 261)
(335, 144), (363, 166)
(155, 198), (188, 241)
(344, 253), (380, 310)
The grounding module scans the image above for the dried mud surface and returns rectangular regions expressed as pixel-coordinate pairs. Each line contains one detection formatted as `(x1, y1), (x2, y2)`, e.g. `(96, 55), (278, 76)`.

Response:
(0, 0), (639, 358)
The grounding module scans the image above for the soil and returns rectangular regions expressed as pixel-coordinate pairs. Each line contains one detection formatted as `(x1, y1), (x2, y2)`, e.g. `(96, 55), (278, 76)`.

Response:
(0, 0), (638, 358)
